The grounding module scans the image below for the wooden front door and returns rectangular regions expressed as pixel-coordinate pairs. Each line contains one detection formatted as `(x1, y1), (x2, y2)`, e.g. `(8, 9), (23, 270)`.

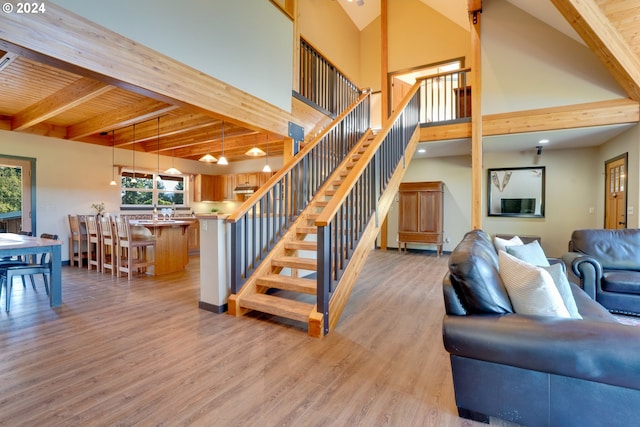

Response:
(605, 154), (627, 229)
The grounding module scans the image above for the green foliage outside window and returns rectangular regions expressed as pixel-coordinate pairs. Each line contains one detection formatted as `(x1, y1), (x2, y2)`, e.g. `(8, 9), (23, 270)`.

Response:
(0, 166), (22, 214)
(120, 170), (186, 207)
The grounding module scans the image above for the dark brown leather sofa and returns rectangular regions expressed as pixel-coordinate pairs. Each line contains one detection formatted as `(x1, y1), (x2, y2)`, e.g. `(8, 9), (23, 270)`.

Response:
(442, 229), (640, 427)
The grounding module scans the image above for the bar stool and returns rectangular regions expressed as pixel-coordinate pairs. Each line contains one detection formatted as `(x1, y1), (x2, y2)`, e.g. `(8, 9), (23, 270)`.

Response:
(99, 216), (116, 276)
(68, 214), (88, 268)
(86, 215), (102, 272)
(114, 216), (155, 280)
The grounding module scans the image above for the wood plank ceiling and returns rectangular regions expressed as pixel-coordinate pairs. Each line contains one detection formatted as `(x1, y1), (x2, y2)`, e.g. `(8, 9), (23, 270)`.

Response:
(0, 49), (284, 163)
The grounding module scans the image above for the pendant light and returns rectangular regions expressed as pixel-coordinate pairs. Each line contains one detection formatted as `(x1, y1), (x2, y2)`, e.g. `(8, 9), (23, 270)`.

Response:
(198, 120), (218, 163)
(164, 148), (182, 175)
(109, 130), (117, 186)
(131, 123), (137, 184)
(199, 153), (218, 163)
(246, 134), (266, 157)
(217, 121), (228, 165)
(156, 117), (162, 182)
(262, 134), (272, 173)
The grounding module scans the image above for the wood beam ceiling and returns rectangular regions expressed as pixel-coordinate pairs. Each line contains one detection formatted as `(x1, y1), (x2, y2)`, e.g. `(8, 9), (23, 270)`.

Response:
(551, 0), (640, 102)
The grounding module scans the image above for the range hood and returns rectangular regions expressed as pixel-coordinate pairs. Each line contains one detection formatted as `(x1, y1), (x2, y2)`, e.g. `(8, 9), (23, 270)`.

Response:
(233, 183), (258, 194)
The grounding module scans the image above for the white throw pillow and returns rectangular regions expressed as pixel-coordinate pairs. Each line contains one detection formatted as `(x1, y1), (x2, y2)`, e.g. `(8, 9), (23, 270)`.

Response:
(506, 240), (550, 267)
(494, 235), (523, 253)
(498, 251), (571, 318)
(541, 263), (582, 319)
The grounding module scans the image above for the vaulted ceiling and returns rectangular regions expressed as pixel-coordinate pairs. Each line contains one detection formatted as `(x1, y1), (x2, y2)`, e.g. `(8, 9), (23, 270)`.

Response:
(1, 0), (639, 163)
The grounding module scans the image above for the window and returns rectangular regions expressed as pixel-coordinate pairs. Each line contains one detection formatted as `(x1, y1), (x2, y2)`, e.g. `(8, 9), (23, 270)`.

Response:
(121, 169), (186, 208)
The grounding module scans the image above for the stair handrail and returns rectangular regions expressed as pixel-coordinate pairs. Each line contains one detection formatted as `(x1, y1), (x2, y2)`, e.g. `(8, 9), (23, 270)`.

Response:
(227, 90), (371, 293)
(314, 82), (422, 335)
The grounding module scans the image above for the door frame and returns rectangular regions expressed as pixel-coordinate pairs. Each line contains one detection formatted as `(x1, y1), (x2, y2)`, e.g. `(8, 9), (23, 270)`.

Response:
(604, 153), (627, 229)
(0, 154), (37, 234)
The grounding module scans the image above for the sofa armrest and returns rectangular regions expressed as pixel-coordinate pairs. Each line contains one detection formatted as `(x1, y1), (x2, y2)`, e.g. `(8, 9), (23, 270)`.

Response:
(443, 314), (640, 391)
(562, 252), (601, 299)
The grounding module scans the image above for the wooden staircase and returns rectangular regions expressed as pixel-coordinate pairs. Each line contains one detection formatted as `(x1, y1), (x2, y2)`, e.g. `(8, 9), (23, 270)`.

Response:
(228, 133), (375, 337)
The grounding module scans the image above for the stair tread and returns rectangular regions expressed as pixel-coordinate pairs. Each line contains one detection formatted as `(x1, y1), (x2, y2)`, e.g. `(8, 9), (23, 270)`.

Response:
(272, 255), (317, 270)
(297, 226), (318, 234)
(257, 275), (317, 294)
(285, 240), (317, 251)
(240, 293), (314, 323)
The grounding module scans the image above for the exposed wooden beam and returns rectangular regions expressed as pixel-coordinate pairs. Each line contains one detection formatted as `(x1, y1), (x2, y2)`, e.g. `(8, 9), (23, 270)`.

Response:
(0, 3), (292, 138)
(551, 0), (640, 101)
(11, 77), (112, 131)
(419, 98), (638, 142)
(483, 98), (639, 135)
(66, 99), (178, 140)
(469, 1), (483, 230)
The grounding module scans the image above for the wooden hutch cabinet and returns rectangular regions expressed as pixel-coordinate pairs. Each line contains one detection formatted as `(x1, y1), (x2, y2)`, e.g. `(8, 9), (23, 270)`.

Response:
(397, 181), (444, 256)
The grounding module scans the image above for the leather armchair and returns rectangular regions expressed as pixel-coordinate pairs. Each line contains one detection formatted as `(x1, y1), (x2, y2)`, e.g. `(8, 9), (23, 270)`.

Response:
(563, 229), (640, 315)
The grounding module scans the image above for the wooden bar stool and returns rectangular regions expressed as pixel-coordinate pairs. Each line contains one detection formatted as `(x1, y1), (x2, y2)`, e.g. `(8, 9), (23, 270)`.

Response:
(99, 216), (116, 276)
(86, 215), (102, 272)
(68, 214), (88, 268)
(114, 216), (156, 280)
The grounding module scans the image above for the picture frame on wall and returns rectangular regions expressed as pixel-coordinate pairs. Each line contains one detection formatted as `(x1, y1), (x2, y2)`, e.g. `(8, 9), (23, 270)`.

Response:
(488, 166), (545, 218)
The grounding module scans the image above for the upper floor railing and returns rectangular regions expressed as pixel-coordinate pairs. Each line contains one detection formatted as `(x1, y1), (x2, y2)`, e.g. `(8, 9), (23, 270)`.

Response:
(298, 38), (362, 117)
(315, 84), (421, 335)
(227, 91), (371, 294)
(418, 68), (471, 125)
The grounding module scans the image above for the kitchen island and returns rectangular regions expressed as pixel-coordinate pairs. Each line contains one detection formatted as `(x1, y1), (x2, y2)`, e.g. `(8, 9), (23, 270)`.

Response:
(130, 219), (196, 275)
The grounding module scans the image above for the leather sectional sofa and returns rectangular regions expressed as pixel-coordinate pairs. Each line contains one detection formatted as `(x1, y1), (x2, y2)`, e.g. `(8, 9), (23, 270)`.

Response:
(563, 228), (640, 316)
(442, 229), (640, 427)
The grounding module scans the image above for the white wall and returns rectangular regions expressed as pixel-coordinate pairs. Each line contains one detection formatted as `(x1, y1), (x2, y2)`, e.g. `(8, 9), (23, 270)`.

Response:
(597, 125), (640, 228)
(387, 146), (604, 258)
(0, 129), (283, 261)
(52, 0), (293, 112)
(482, 0), (624, 114)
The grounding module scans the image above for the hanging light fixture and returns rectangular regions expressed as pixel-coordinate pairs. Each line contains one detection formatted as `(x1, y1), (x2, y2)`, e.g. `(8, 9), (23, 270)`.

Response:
(198, 121), (218, 163)
(164, 148), (182, 175)
(109, 130), (117, 186)
(199, 153), (218, 163)
(217, 121), (228, 165)
(262, 134), (272, 173)
(131, 123), (137, 184)
(156, 117), (162, 182)
(246, 135), (266, 157)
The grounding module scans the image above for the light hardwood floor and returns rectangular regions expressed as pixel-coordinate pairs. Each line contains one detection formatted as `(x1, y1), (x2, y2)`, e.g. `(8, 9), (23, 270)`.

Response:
(0, 250), (521, 426)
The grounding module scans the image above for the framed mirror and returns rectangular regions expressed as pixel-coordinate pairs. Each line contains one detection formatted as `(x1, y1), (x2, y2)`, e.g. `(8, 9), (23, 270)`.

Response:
(488, 167), (545, 217)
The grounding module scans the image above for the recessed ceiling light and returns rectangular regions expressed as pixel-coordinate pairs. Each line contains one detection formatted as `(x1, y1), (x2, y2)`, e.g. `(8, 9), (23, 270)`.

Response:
(418, 149), (426, 153)
(538, 139), (550, 144)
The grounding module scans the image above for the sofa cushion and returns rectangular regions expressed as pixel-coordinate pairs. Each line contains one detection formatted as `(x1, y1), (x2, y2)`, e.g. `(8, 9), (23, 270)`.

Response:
(448, 230), (513, 314)
(494, 235), (523, 252)
(602, 271), (640, 295)
(570, 229), (640, 270)
(506, 240), (550, 267)
(542, 263), (582, 319)
(499, 251), (571, 318)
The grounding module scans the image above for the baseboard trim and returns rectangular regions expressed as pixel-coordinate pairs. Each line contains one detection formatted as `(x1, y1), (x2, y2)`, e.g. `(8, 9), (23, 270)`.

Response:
(198, 301), (227, 314)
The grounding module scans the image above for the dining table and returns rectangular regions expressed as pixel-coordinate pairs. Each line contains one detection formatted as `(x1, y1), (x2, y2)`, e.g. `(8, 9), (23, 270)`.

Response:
(0, 233), (63, 307)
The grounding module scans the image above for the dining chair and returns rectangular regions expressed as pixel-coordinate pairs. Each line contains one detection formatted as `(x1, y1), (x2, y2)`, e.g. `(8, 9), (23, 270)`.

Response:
(114, 216), (156, 280)
(86, 215), (101, 272)
(68, 214), (88, 268)
(0, 233), (59, 311)
(99, 216), (116, 276)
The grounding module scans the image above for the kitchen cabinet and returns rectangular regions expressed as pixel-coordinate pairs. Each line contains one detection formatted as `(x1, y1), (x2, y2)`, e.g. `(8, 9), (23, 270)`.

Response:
(398, 181), (443, 256)
(188, 220), (200, 254)
(194, 174), (223, 202)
